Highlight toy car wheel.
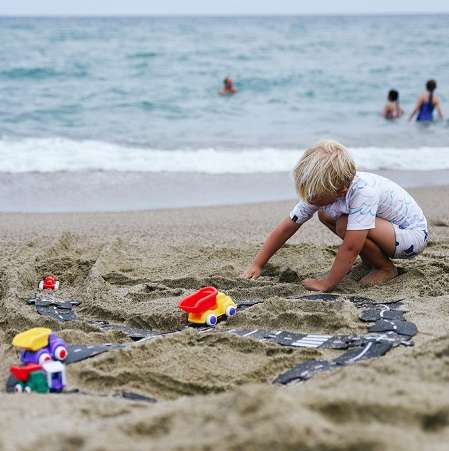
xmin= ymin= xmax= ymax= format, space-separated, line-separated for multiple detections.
xmin=6 ymin=375 xmax=20 ymax=393
xmin=24 ymin=386 xmax=32 ymax=393
xmin=38 ymin=281 xmax=44 ymax=290
xmin=206 ymin=313 xmax=217 ymax=327
xmin=54 ymin=345 xmax=68 ymax=361
xmin=38 ymin=352 xmax=51 ymax=365
xmin=226 ymin=305 xmax=236 ymax=317
xmin=54 ymin=281 xmax=60 ymax=290
xmin=14 ymin=384 xmax=23 ymax=393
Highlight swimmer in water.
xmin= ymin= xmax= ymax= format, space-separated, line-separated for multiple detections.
xmin=219 ymin=77 xmax=237 ymax=95
xmin=409 ymin=79 xmax=444 ymax=122
xmin=383 ymin=89 xmax=404 ymax=119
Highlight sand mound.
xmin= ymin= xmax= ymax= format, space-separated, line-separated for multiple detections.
xmin=69 ymin=329 xmax=319 ymax=399
xmin=227 ymin=297 xmax=365 ymax=335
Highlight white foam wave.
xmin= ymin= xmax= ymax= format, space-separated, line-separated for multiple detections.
xmin=0 ymin=137 xmax=448 ymax=173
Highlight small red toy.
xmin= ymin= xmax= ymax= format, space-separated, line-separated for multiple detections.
xmin=10 ymin=363 xmax=42 ymax=382
xmin=179 ymin=287 xmax=218 ymax=314
xmin=38 ymin=276 xmax=59 ymax=291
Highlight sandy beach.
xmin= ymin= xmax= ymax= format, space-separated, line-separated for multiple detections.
xmin=1 ymin=184 xmax=449 ymax=451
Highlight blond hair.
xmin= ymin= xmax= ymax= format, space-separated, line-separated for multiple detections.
xmin=293 ymin=140 xmax=356 ymax=202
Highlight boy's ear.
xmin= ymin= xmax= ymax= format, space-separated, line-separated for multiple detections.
xmin=337 ymin=186 xmax=349 ymax=196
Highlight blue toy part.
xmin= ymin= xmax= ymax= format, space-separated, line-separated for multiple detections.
xmin=205 ymin=313 xmax=218 ymax=327
xmin=226 ymin=305 xmax=236 ymax=318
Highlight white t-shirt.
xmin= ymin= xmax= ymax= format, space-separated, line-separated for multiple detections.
xmin=290 ymin=172 xmax=427 ymax=231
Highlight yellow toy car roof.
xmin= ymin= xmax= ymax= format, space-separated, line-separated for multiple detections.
xmin=12 ymin=327 xmax=52 ymax=351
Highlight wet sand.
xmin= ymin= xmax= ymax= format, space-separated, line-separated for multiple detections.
xmin=2 ymin=169 xmax=449 ymax=212
xmin=1 ymin=185 xmax=449 ymax=450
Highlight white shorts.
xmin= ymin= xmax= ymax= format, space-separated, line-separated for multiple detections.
xmin=393 ymin=225 xmax=428 ymax=259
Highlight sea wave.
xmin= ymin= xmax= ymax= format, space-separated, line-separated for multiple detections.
xmin=0 ymin=67 xmax=61 ymax=80
xmin=0 ymin=137 xmax=448 ymax=173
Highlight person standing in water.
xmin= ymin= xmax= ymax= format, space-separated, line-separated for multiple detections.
xmin=383 ymin=89 xmax=404 ymax=119
xmin=219 ymin=77 xmax=237 ymax=95
xmin=409 ymin=79 xmax=444 ymax=121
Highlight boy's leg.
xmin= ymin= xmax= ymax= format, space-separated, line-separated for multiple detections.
xmin=319 ymin=211 xmax=398 ymax=286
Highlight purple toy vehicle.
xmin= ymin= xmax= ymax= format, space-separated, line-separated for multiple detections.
xmin=20 ymin=332 xmax=68 ymax=365
xmin=10 ymin=328 xmax=68 ymax=394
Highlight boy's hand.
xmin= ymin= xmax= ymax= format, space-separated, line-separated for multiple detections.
xmin=303 ymin=278 xmax=332 ymax=292
xmin=241 ymin=264 xmax=262 ymax=280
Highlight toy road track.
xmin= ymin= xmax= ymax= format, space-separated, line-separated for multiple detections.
xmin=20 ymin=292 xmax=417 ymax=389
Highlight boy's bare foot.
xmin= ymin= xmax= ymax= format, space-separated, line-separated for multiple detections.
xmin=350 ymin=261 xmax=372 ymax=281
xmin=359 ymin=265 xmax=398 ymax=287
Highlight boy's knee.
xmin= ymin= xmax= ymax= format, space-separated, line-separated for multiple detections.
xmin=335 ymin=215 xmax=348 ymax=238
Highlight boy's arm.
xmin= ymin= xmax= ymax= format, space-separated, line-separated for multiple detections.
xmin=242 ymin=217 xmax=301 ymax=279
xmin=303 ymin=229 xmax=368 ymax=292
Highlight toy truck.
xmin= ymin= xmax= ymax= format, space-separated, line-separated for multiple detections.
xmin=38 ymin=275 xmax=59 ymax=290
xmin=179 ymin=286 xmax=237 ymax=326
xmin=8 ymin=328 xmax=67 ymax=393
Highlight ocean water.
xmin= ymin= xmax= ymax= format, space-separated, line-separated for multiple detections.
xmin=0 ymin=15 xmax=449 ymax=212
xmin=0 ymin=15 xmax=448 ymax=177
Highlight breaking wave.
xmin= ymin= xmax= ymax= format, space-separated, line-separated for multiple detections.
xmin=0 ymin=137 xmax=448 ymax=173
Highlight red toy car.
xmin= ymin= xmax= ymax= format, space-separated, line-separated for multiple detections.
xmin=38 ymin=276 xmax=59 ymax=291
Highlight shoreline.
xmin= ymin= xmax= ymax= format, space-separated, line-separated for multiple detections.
xmin=1 ymin=169 xmax=449 ymax=213
xmin=0 ymin=184 xmax=447 ymax=248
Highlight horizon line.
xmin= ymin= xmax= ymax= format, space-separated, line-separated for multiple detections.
xmin=1 ymin=12 xmax=449 ymax=18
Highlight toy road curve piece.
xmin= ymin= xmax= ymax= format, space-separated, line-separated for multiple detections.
xmin=274 ymin=360 xmax=336 ymax=384
xmin=225 ymin=329 xmax=352 ymax=350
xmin=264 ymin=330 xmax=306 ymax=346
xmin=27 ymin=295 xmax=81 ymax=322
xmin=288 ymin=294 xmax=404 ymax=307
xmin=65 ymin=343 xmax=126 ymax=364
xmin=88 ymin=320 xmax=159 ymax=341
xmin=298 ymin=294 xmax=341 ymax=302
xmin=265 ymin=330 xmax=333 ymax=348
xmin=359 ymin=308 xmax=405 ymax=322
xmin=116 ymin=391 xmax=157 ymax=403
xmin=350 ymin=296 xmax=404 ymax=309
xmin=36 ymin=305 xmax=77 ymax=322
xmin=359 ymin=331 xmax=413 ymax=347
xmin=225 ymin=328 xmax=272 ymax=341
xmin=236 ymin=300 xmax=264 ymax=311
xmin=27 ymin=295 xmax=81 ymax=307
xmin=368 ymin=319 xmax=417 ymax=337
xmin=333 ymin=341 xmax=393 ymax=365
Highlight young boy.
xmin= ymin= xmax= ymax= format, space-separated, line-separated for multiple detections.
xmin=383 ymin=89 xmax=404 ymax=119
xmin=242 ymin=140 xmax=428 ymax=292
